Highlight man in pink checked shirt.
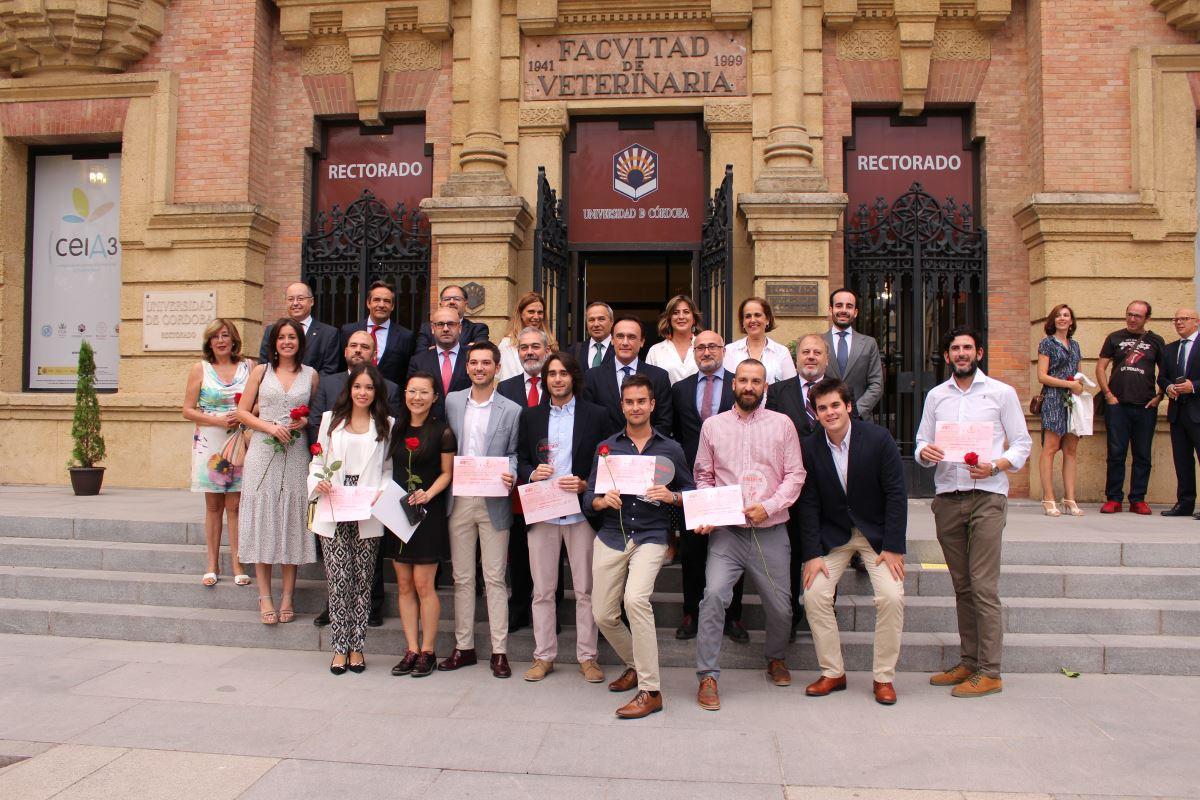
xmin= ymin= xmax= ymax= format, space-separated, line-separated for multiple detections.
xmin=692 ymin=359 xmax=806 ymax=712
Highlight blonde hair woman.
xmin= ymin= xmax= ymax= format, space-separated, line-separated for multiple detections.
xmin=498 ymin=291 xmax=559 ymax=380
xmin=645 ymin=294 xmax=701 ymax=384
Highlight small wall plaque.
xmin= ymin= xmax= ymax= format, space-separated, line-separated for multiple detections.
xmin=463 ymin=281 xmax=485 ymax=314
xmin=143 ymin=290 xmax=217 ymax=351
xmin=765 ymin=281 xmax=819 ymax=316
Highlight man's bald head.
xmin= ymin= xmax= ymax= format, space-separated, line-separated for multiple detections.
xmin=1174 ymin=307 xmax=1199 ymax=339
xmin=284 ymin=282 xmax=314 ymax=322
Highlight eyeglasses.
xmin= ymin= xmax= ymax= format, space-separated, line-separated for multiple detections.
xmin=1174 ymin=317 xmax=1197 ymax=323
xmin=405 ymin=389 xmax=433 ymax=397
xmin=431 ymin=321 xmax=458 ymax=329
xmin=285 ymin=295 xmax=312 ymax=303
xmin=694 ymin=344 xmax=724 ymax=352
xmin=1126 ymin=312 xmax=1146 ymax=319
xmin=441 ymin=295 xmax=466 ymax=303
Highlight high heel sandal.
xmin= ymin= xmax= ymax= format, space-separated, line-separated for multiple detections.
xmin=1062 ymin=499 xmax=1084 ymax=517
xmin=1042 ymin=500 xmax=1062 ymax=517
xmin=330 ymin=654 xmax=348 ymax=676
xmin=259 ymin=595 xmax=278 ymax=625
xmin=278 ymin=593 xmax=295 ymax=624
xmin=348 ymin=651 xmax=366 ymax=673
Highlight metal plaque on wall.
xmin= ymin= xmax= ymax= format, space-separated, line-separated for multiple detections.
xmin=143 ymin=291 xmax=217 ymax=351
xmin=765 ymin=281 xmax=819 ymax=316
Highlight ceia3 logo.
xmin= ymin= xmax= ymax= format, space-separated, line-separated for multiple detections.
xmin=613 ymin=144 xmax=658 ymax=201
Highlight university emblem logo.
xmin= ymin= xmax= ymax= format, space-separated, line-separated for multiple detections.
xmin=613 ymin=144 xmax=659 ymax=202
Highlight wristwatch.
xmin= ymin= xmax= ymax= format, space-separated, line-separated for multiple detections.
xmin=989 ymin=464 xmax=1001 ymax=477
xmin=671 ymin=491 xmax=681 ymax=506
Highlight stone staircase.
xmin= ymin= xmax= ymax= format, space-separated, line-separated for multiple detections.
xmin=1 ymin=499 xmax=1199 ymax=674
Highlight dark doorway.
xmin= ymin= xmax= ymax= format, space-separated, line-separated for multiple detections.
xmin=580 ymin=251 xmax=694 ymax=350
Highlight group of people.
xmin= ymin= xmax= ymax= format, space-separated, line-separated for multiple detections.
xmin=181 ymin=278 xmax=1047 ymax=717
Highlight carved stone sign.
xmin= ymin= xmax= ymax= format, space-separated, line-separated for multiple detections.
xmin=764 ymin=281 xmax=819 ymax=316
xmin=143 ymin=291 xmax=217 ymax=351
xmin=522 ymin=31 xmax=748 ymax=101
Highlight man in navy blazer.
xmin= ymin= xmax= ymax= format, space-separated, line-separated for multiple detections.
xmin=567 ymin=301 xmax=616 ymax=369
xmin=1158 ymin=308 xmax=1200 ymax=517
xmin=259 ymin=281 xmax=340 ymax=375
xmin=670 ymin=330 xmax=746 ymax=642
xmin=338 ymin=280 xmax=414 ymax=386
xmin=414 ymin=284 xmax=490 ymax=350
xmin=408 ymin=307 xmax=470 ymax=419
xmin=794 ymin=378 xmax=907 ymax=705
xmin=583 ymin=316 xmax=672 ymax=436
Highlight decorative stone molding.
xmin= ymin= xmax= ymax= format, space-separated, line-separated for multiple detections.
xmin=1153 ymin=0 xmax=1200 ymax=41
xmin=517 ymin=0 xmax=749 ymax=32
xmin=0 ymin=0 xmax=168 ymax=76
xmin=517 ymin=102 xmax=568 ymax=134
xmin=703 ymin=99 xmax=752 ymax=132
xmin=301 ymin=43 xmax=352 ymax=75
xmin=384 ymin=37 xmax=440 ymax=71
xmin=824 ymin=1 xmax=1010 ymax=114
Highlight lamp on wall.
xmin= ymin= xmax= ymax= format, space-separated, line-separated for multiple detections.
xmin=88 ymin=168 xmax=107 ymax=185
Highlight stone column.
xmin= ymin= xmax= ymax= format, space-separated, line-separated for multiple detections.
xmin=757 ymin=0 xmax=824 ymax=192
xmin=704 ymin=100 xmax=755 ymax=304
xmin=515 ymin=102 xmax=569 ymax=292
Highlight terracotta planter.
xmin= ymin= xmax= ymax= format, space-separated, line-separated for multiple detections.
xmin=68 ymin=467 xmax=105 ymax=496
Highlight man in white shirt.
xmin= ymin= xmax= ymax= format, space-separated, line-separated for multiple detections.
xmin=915 ymin=327 xmax=1031 ymax=698
xmin=442 ymin=341 xmax=521 ymax=678
xmin=570 ymin=301 xmax=615 ymax=368
xmin=1159 ymin=308 xmax=1200 ymax=517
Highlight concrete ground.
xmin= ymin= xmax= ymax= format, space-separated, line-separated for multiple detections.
xmin=0 ymin=632 xmax=1197 ymax=799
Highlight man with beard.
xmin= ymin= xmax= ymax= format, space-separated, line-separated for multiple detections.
xmin=823 ymin=288 xmax=883 ymax=423
xmin=692 ymin=360 xmax=805 ymax=711
xmin=916 ymin=327 xmax=1030 ymax=698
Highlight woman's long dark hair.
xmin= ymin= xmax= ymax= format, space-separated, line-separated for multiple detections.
xmin=387 ymin=372 xmax=442 ymax=462
xmin=327 ymin=362 xmax=390 ymax=442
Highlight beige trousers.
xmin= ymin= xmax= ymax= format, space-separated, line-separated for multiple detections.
xmin=591 ymin=537 xmax=666 ymax=691
xmin=448 ymin=496 xmax=509 ymax=654
xmin=804 ymin=529 xmax=905 ymax=682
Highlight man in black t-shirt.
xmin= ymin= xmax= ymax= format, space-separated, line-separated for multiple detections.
xmin=1096 ymin=300 xmax=1166 ymax=514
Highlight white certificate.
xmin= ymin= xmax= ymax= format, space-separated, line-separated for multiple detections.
xmin=315 ymin=485 xmax=377 ymax=522
xmin=934 ymin=421 xmax=995 ymax=463
xmin=593 ymin=454 xmax=657 ymax=495
xmin=452 ymin=456 xmax=511 ymax=497
xmin=371 ymin=480 xmax=420 ymax=543
xmin=518 ymin=479 xmax=582 ymax=525
xmin=683 ymin=485 xmax=747 ymax=529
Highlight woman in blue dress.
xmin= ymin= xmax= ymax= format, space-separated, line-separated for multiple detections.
xmin=1037 ymin=304 xmax=1085 ymax=516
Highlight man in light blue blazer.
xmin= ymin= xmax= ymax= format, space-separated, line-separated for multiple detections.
xmin=441 ymin=341 xmax=521 ymax=679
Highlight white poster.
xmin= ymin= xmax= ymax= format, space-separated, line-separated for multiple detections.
xmin=28 ymin=154 xmax=121 ymax=390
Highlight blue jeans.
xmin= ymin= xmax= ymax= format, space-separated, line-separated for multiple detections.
xmin=1105 ymin=403 xmax=1157 ymax=503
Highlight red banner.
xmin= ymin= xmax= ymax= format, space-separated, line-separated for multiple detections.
xmin=567 ymin=118 xmax=704 ymax=245
xmin=313 ymin=123 xmax=433 ymax=217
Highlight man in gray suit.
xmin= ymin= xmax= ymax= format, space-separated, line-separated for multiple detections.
xmin=440 ymin=340 xmax=521 ymax=679
xmin=823 ymin=288 xmax=883 ymax=423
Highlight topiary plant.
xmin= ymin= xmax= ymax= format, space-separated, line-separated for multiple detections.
xmin=69 ymin=340 xmax=106 ymax=468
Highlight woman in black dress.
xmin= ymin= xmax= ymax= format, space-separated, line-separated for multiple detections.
xmin=385 ymin=372 xmax=456 ymax=677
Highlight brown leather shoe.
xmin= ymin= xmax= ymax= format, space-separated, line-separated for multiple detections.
xmin=697 ymin=676 xmax=720 ymax=710
xmin=524 ymin=659 xmax=554 ymax=682
xmin=873 ymin=681 xmax=897 ymax=705
xmin=805 ymin=674 xmax=847 ymax=697
xmin=608 ymin=667 xmax=638 ymax=692
xmin=930 ymin=663 xmax=974 ymax=686
xmin=490 ymin=653 xmax=512 ymax=678
xmin=615 ymin=690 xmax=662 ymax=719
xmin=766 ymin=659 xmax=791 ymax=687
xmin=951 ymin=672 xmax=1003 ymax=698
xmin=579 ymin=660 xmax=604 ymax=683
xmin=437 ymin=648 xmax=477 ymax=671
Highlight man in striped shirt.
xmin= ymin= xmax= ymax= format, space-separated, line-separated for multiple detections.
xmin=692 ymin=359 xmax=806 ymax=711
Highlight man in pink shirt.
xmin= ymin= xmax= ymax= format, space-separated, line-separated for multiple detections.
xmin=692 ymin=359 xmax=806 ymax=711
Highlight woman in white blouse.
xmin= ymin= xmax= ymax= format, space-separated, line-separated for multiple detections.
xmin=309 ymin=362 xmax=393 ymax=675
xmin=645 ymin=294 xmax=701 ymax=384
xmin=498 ymin=291 xmax=560 ymax=380
xmin=723 ymin=296 xmax=797 ymax=384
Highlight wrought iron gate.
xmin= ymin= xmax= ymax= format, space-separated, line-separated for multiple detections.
xmin=698 ymin=165 xmax=735 ymax=343
xmin=301 ymin=189 xmax=431 ymax=332
xmin=533 ymin=167 xmax=571 ymax=347
xmin=844 ymin=182 xmax=987 ymax=496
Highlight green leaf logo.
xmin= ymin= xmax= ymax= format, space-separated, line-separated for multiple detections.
xmin=73 ymin=188 xmax=89 ymax=218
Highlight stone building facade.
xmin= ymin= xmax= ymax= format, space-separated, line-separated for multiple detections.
xmin=0 ymin=0 xmax=1196 ymax=500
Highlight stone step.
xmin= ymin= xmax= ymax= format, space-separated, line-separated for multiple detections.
xmin=3 ymin=596 xmax=1198 ymax=674
xmin=5 ymin=536 xmax=1199 ymax=600
xmin=3 ymin=565 xmax=1199 ymax=637
xmin=5 ymin=514 xmax=1200 ymax=568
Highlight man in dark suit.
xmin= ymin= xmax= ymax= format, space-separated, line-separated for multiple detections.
xmin=309 ymin=329 xmax=400 ymax=629
xmin=515 ymin=351 xmax=609 ymax=682
xmin=583 ymin=316 xmax=672 ymax=436
xmin=497 ymin=327 xmax=552 ymax=631
xmin=568 ymin=301 xmax=616 ymax=369
xmin=795 ymin=378 xmax=907 ymax=705
xmin=338 ymin=280 xmax=414 ymax=386
xmin=670 ymin=330 xmax=747 ymax=643
xmin=767 ymin=334 xmax=830 ymax=442
xmin=408 ymin=307 xmax=470 ymax=418
xmin=259 ymin=281 xmax=340 ymax=375
xmin=1159 ymin=307 xmax=1200 ymax=517
xmin=414 ymin=284 xmax=490 ymax=350
xmin=823 ymin=288 xmax=884 ymax=423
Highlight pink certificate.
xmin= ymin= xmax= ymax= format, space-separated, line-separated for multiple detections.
xmin=594 ymin=454 xmax=657 ymax=495
xmin=517 ymin=479 xmax=582 ymax=525
xmin=682 ymin=485 xmax=747 ymax=529
xmin=934 ymin=421 xmax=995 ymax=463
xmin=452 ymin=456 xmax=511 ymax=497
xmin=314 ymin=485 xmax=377 ymax=522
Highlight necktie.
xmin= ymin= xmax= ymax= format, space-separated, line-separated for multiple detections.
xmin=620 ymin=366 xmax=632 ymax=387
xmin=803 ymin=381 xmax=816 ymax=424
xmin=836 ymin=331 xmax=849 ymax=375
xmin=700 ymin=375 xmax=716 ymax=421
xmin=369 ymin=324 xmax=381 ymax=365
xmin=592 ymin=342 xmax=604 ymax=368
xmin=441 ymin=350 xmax=453 ymax=394
xmin=527 ymin=376 xmax=540 ymax=407
xmin=1180 ymin=338 xmax=1189 ymax=376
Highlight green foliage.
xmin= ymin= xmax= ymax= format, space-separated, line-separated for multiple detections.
xmin=69 ymin=341 xmax=106 ymax=468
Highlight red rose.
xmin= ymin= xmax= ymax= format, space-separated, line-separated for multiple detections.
xmin=598 ymin=444 xmax=611 ymax=457
xmin=289 ymin=404 xmax=309 ymax=420
xmin=234 ymin=392 xmax=243 ymax=405
xmin=964 ymin=452 xmax=980 ymax=467
xmin=405 ymin=437 xmax=420 ymax=451
xmin=310 ymin=443 xmax=322 ymax=457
